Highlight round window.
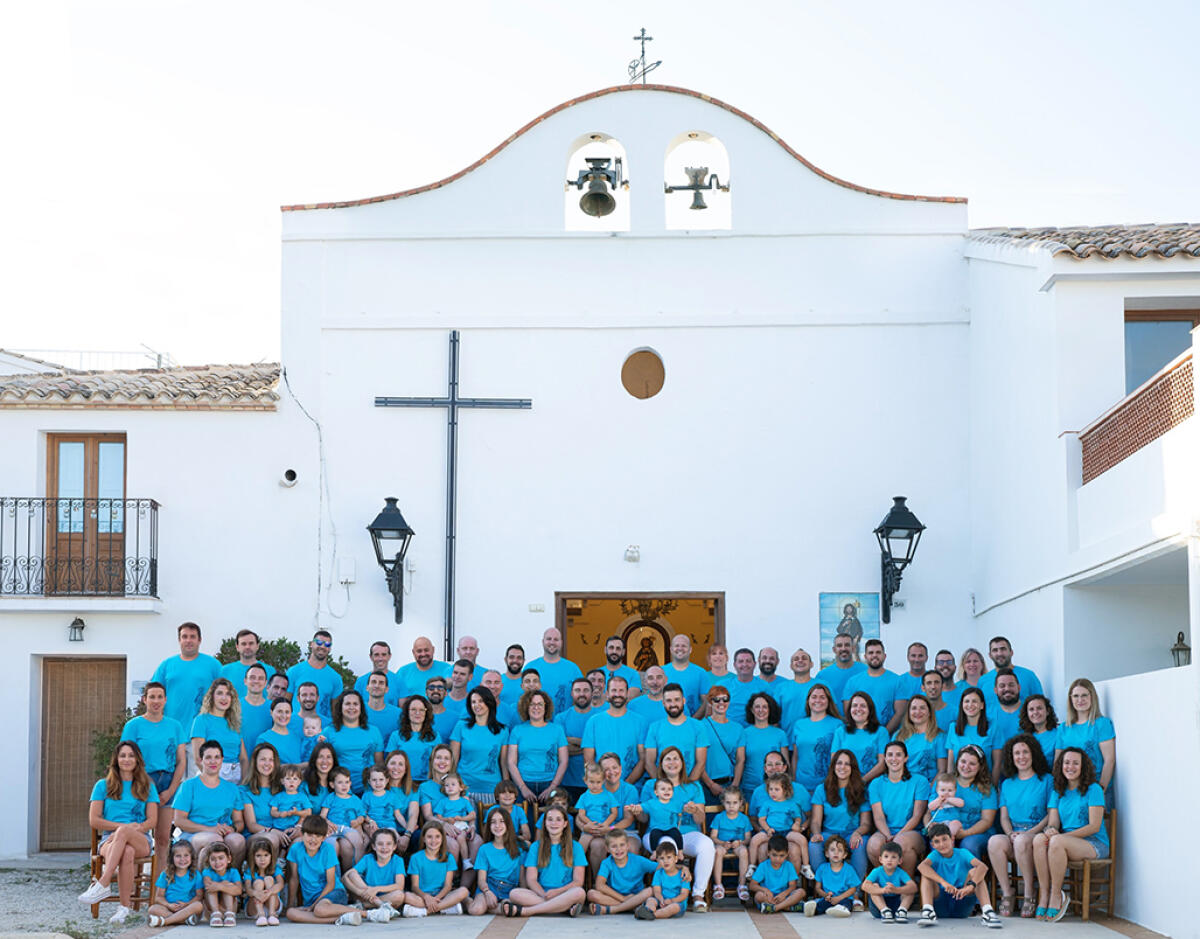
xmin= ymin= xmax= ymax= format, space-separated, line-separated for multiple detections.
xmin=621 ymin=349 xmax=665 ymax=399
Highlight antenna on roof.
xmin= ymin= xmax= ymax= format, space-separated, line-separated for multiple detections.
xmin=628 ymin=28 xmax=661 ymax=84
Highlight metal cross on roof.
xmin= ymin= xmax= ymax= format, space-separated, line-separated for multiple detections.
xmin=628 ymin=27 xmax=661 ymax=84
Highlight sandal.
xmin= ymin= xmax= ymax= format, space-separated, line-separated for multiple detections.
xmin=998 ymin=896 xmax=1014 ymax=917
xmin=737 ymin=884 xmax=750 ymax=902
xmin=589 ymin=903 xmax=609 ymax=915
xmin=500 ymin=899 xmax=523 ymax=918
xmin=1020 ymin=898 xmax=1037 ymax=918
xmin=568 ymin=902 xmax=583 ymax=918
xmin=712 ymin=884 xmax=725 ymax=900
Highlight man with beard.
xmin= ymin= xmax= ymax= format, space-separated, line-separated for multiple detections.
xmin=500 ymin=643 xmax=525 ymax=708
xmin=922 ymin=669 xmax=956 ymax=731
xmin=664 ymin=634 xmax=710 ymax=714
xmin=987 ymin=668 xmax=1023 ymax=770
xmin=396 ymin=635 xmax=453 ymax=698
xmin=586 ymin=668 xmax=607 ymax=708
xmin=555 ymin=677 xmax=596 ymax=798
xmin=438 ymin=659 xmax=474 ymax=737
xmin=294 ymin=682 xmax=323 ymax=727
xmin=643 ymin=684 xmax=708 ymax=781
xmin=978 ymin=636 xmax=1044 ymax=705
xmin=599 ymin=635 xmax=642 ymax=697
xmin=581 ymin=676 xmax=646 ymax=784
xmin=841 ymin=639 xmax=905 ymax=731
xmin=527 ymin=627 xmax=583 ymax=714
xmin=726 ymin=648 xmax=764 ymax=728
xmin=897 ymin=641 xmax=929 ymax=700
xmin=755 ymin=646 xmax=798 ymax=730
xmin=425 ymin=674 xmax=457 ymax=741
xmin=353 ymin=641 xmax=402 ymax=705
xmin=285 ymin=630 xmax=344 ymax=719
xmin=812 ymin=634 xmax=866 ymax=705
xmin=627 ymin=665 xmax=668 ymax=723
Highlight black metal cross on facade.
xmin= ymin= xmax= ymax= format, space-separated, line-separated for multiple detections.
xmin=375 ymin=330 xmax=532 ymax=659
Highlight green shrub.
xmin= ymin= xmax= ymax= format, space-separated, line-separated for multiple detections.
xmin=92 ymin=705 xmax=138 ymax=777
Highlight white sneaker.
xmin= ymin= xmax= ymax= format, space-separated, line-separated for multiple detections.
xmin=853 ymin=898 xmax=865 ymax=912
xmin=378 ymin=903 xmax=398 ymax=920
xmin=109 ymin=905 xmax=132 ymax=924
xmin=401 ymin=904 xmax=427 ymax=918
xmin=335 ymin=911 xmax=362 ymax=926
xmin=441 ymin=903 xmax=462 ymax=915
xmin=149 ymin=914 xmax=165 ymax=927
xmin=78 ymin=880 xmax=112 ymax=904
xmin=918 ymin=907 xmax=938 ymax=927
xmin=803 ymin=900 xmax=818 ymax=917
xmin=828 ymin=904 xmax=851 ymax=918
xmin=365 ymin=908 xmax=390 ymax=923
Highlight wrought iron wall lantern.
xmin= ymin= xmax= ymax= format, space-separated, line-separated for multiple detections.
xmin=68 ymin=616 xmax=86 ymax=642
xmin=566 ymin=157 xmax=626 ymax=217
xmin=1171 ymin=630 xmax=1191 ymax=667
xmin=367 ymin=497 xmax=415 ymax=624
xmin=874 ymin=496 xmax=926 ymax=624
xmin=664 ymin=166 xmax=729 ymax=210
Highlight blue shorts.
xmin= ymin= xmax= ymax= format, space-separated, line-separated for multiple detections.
xmin=1085 ymin=836 xmax=1109 ymax=860
xmin=304 ymin=887 xmax=349 ymax=907
xmin=479 ymin=876 xmax=517 ymax=902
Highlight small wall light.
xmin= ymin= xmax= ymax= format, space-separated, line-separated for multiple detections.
xmin=1171 ymin=631 xmax=1191 ymax=667
xmin=366 ymin=497 xmax=415 ymax=624
xmin=624 ymin=545 xmax=641 ymax=563
xmin=68 ymin=617 xmax=86 ymax=642
xmin=874 ymin=496 xmax=926 ymax=624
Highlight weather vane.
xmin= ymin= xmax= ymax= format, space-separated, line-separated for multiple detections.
xmin=628 ymin=28 xmax=661 ymax=84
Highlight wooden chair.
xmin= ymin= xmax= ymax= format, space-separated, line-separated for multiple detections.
xmin=88 ymin=828 xmax=155 ymax=919
xmin=1065 ymin=808 xmax=1116 ymax=920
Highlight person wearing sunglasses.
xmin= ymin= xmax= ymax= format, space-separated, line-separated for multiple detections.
xmin=286 ymin=630 xmax=344 ymax=719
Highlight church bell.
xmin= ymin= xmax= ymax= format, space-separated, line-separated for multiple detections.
xmin=567 ymin=156 xmax=624 ymax=218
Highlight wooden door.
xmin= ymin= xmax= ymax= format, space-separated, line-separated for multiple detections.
xmin=46 ymin=435 xmax=126 ymax=594
xmin=40 ymin=657 xmax=127 ymax=850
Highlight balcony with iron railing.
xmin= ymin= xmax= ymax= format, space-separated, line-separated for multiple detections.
xmin=0 ymin=498 xmax=159 ymax=598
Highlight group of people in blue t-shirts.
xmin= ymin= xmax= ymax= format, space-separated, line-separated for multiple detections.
xmin=80 ymin=624 xmax=1116 ymax=927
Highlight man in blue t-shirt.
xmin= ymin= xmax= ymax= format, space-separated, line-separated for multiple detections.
xmin=352 ymin=641 xmax=402 ymax=705
xmin=726 ymin=649 xmax=764 ymax=727
xmin=582 ymin=676 xmax=647 ymax=784
xmin=896 ymin=642 xmax=929 ymax=701
xmin=600 ymin=636 xmax=643 ymax=698
xmin=627 ymin=667 xmax=668 ymax=724
xmin=286 ymin=630 xmax=345 ymax=718
xmin=527 ymin=627 xmax=584 ymax=714
xmin=395 ymin=636 xmax=453 ymax=698
xmin=151 ymin=621 xmax=221 ymax=730
xmin=916 ymin=824 xmax=1002 ymax=927
xmin=219 ymin=629 xmax=276 ymax=695
xmin=978 ymin=637 xmax=1044 ymax=705
xmin=500 ymin=644 xmax=525 ymax=708
xmin=841 ymin=639 xmax=906 ymax=731
xmin=756 ymin=647 xmax=799 ymax=727
xmin=556 ymin=678 xmax=596 ymax=796
xmin=643 ymin=684 xmax=708 ymax=779
xmin=812 ymin=635 xmax=865 ymax=707
xmin=663 ymin=634 xmax=710 ymax=714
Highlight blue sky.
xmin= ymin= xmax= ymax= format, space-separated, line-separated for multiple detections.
xmin=6 ymin=0 xmax=1198 ymax=364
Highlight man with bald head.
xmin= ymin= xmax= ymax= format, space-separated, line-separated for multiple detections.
xmin=664 ymin=634 xmax=711 ymax=715
xmin=627 ymin=665 xmax=668 ymax=724
xmin=455 ymin=634 xmax=493 ymax=677
xmin=479 ymin=669 xmax=519 ymax=726
xmin=781 ymin=647 xmax=817 ymax=727
xmin=527 ymin=627 xmax=583 ymax=714
xmin=396 ymin=636 xmax=453 ymax=698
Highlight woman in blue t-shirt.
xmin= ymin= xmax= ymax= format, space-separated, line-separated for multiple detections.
xmin=951 ymin=744 xmax=998 ymax=860
xmin=790 ymin=683 xmax=842 ymax=792
xmin=1055 ymin=679 xmax=1116 ymax=794
xmin=830 ymin=693 xmax=888 ymax=784
xmin=384 ymin=695 xmax=438 ymax=782
xmin=892 ymin=694 xmax=945 ymax=784
xmin=241 ymin=743 xmax=287 ymax=855
xmin=1031 ymin=747 xmax=1108 ymax=921
xmin=449 ymin=688 xmax=509 ymax=804
xmin=506 ymin=690 xmax=567 ymax=802
xmin=302 ymin=741 xmax=339 ymax=804
xmin=809 ymin=748 xmax=871 ymax=878
xmin=944 ymin=688 xmax=999 ymax=775
xmin=189 ymin=679 xmax=248 ymax=783
xmin=501 ymin=806 xmax=586 ymax=916
xmin=78 ymin=741 xmax=159 ymax=921
xmin=867 ymin=741 xmax=930 ymax=878
xmin=323 ymin=691 xmax=383 ymax=794
xmin=986 ymin=734 xmax=1052 ymax=918
xmin=256 ymin=697 xmax=304 ymax=764
xmin=738 ymin=693 xmax=790 ymax=797
xmin=467 ymin=806 xmax=524 ymax=914
xmin=1018 ymin=694 xmax=1059 ymax=769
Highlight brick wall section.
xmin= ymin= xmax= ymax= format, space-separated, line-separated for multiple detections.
xmin=1081 ymin=355 xmax=1194 ymax=483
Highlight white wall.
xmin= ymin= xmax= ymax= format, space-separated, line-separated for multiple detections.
xmin=1099 ymin=664 xmax=1200 ymax=939
xmin=0 ymin=399 xmax=317 ymax=857
xmin=1064 ymin=582 xmax=1189 ymax=682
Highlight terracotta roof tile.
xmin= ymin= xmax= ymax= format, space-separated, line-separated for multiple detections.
xmin=0 ymin=363 xmax=280 ymax=410
xmin=968 ymin=223 xmax=1200 ymax=260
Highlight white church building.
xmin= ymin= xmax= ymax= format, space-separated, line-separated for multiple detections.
xmin=2 ymin=85 xmax=1198 ymax=938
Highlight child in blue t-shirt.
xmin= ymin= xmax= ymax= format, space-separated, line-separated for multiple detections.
xmin=148 ymin=840 xmax=204 ymax=927
xmin=634 ymin=840 xmax=690 ymax=920
xmin=924 ymin=773 xmax=965 ymax=838
xmin=468 ymin=805 xmax=524 ymax=914
xmin=860 ymin=840 xmax=917 ymax=922
xmin=916 ymin=823 xmax=1002 ymax=927
xmin=361 ymin=767 xmax=403 ymax=838
xmin=803 ymin=834 xmax=857 ymax=917
xmin=401 ymin=823 xmax=470 ymax=917
xmin=750 ymin=774 xmax=815 ymax=879
xmin=488 ymin=780 xmax=532 ymax=845
xmin=588 ymin=828 xmax=658 ymax=915
xmin=244 ymin=837 xmax=285 ymax=926
xmin=709 ymin=787 xmax=752 ymax=902
xmin=748 ymin=834 xmax=805 ymax=914
xmin=199 ymin=842 xmax=243 ymax=927
xmin=344 ymin=828 xmax=406 ymax=921
xmin=633 ymin=779 xmax=683 ymax=851
xmin=284 ymin=815 xmax=363 ymax=925
xmin=270 ymin=765 xmax=312 ymax=837
xmin=432 ymin=773 xmax=482 ymax=866
xmin=575 ymin=764 xmax=619 ymax=855
xmin=320 ymin=767 xmax=367 ymax=871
